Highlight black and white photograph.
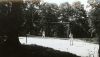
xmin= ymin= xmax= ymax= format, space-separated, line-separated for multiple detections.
xmin=0 ymin=0 xmax=99 ymax=57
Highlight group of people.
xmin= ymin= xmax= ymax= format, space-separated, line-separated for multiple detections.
xmin=42 ymin=31 xmax=73 ymax=45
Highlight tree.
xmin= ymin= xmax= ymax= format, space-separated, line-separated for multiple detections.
xmin=59 ymin=2 xmax=72 ymax=22
xmin=88 ymin=0 xmax=100 ymax=38
xmin=21 ymin=1 xmax=40 ymax=35
xmin=0 ymin=2 xmax=8 ymax=44
xmin=56 ymin=2 xmax=72 ymax=38
xmin=4 ymin=1 xmax=23 ymax=47
xmin=39 ymin=2 xmax=58 ymax=37
xmin=71 ymin=1 xmax=91 ymax=38
xmin=0 ymin=0 xmax=41 ymax=48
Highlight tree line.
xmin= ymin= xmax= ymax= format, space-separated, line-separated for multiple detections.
xmin=0 ymin=0 xmax=100 ymax=46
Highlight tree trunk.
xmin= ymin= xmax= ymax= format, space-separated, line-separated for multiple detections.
xmin=2 ymin=31 xmax=21 ymax=57
xmin=3 ymin=31 xmax=21 ymax=48
xmin=3 ymin=1 xmax=22 ymax=47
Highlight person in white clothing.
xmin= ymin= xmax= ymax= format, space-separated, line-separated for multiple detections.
xmin=69 ymin=32 xmax=73 ymax=45
xmin=42 ymin=31 xmax=45 ymax=38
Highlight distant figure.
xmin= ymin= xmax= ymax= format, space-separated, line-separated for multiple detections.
xmin=42 ymin=31 xmax=45 ymax=38
xmin=69 ymin=32 xmax=73 ymax=45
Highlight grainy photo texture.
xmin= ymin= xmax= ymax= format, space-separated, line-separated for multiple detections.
xmin=0 ymin=0 xmax=99 ymax=57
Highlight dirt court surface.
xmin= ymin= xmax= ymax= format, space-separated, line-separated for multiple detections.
xmin=19 ymin=37 xmax=99 ymax=57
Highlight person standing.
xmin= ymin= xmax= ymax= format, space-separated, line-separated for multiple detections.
xmin=69 ymin=32 xmax=73 ymax=45
xmin=42 ymin=31 xmax=45 ymax=38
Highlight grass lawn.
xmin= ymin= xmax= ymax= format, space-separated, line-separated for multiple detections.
xmin=19 ymin=36 xmax=99 ymax=44
xmin=0 ymin=44 xmax=80 ymax=57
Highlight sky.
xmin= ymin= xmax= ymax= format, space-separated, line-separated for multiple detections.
xmin=43 ymin=0 xmax=88 ymax=5
xmin=43 ymin=0 xmax=90 ymax=11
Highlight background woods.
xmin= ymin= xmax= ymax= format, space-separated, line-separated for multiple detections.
xmin=0 ymin=0 xmax=99 ymax=45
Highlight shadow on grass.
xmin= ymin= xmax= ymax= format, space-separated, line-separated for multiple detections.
xmin=0 ymin=44 xmax=80 ymax=57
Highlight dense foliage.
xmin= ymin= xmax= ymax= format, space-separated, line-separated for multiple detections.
xmin=1 ymin=0 xmax=99 ymax=46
